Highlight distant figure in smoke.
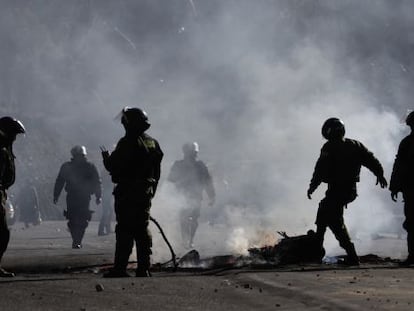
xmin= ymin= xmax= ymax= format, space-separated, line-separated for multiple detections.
xmin=0 ymin=116 xmax=25 ymax=277
xmin=307 ymin=118 xmax=387 ymax=265
xmin=102 ymin=107 xmax=163 ymax=278
xmin=53 ymin=145 xmax=102 ymax=249
xmin=98 ymin=170 xmax=114 ymax=236
xmin=390 ymin=111 xmax=414 ymax=266
xmin=168 ymin=142 xmax=215 ymax=249
xmin=16 ymin=179 xmax=41 ymax=228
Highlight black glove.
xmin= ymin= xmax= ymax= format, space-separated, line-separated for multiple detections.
xmin=376 ymin=176 xmax=388 ymax=189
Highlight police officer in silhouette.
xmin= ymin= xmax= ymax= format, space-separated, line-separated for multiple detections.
xmin=168 ymin=142 xmax=215 ymax=248
xmin=390 ymin=111 xmax=414 ymax=265
xmin=53 ymin=145 xmax=102 ymax=248
xmin=0 ymin=116 xmax=25 ymax=277
xmin=98 ymin=169 xmax=114 ymax=236
xmin=17 ymin=178 xmax=42 ymax=228
xmin=102 ymin=107 xmax=163 ymax=277
xmin=307 ymin=117 xmax=388 ymax=265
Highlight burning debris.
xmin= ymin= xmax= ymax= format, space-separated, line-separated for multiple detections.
xmin=248 ymin=230 xmax=325 ymax=266
xmin=172 ymin=235 xmax=397 ymax=272
xmin=171 ymin=230 xmax=325 ymax=270
xmin=174 ymin=250 xmax=243 ymax=270
xmin=178 ymin=250 xmax=200 ymax=268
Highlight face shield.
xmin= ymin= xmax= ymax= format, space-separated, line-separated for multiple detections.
xmin=117 ymin=107 xmax=150 ymax=133
xmin=0 ymin=117 xmax=26 ymax=143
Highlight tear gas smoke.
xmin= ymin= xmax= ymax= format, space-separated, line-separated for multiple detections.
xmin=1 ymin=1 xmax=413 ymax=262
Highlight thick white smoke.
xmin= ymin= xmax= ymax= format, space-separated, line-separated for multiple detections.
xmin=2 ymin=1 xmax=413 ymax=261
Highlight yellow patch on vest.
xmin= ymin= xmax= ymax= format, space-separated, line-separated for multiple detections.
xmin=144 ymin=139 xmax=156 ymax=149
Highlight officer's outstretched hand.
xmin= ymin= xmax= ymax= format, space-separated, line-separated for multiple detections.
xmin=307 ymin=188 xmax=313 ymax=200
xmin=391 ymin=191 xmax=399 ymax=202
xmin=96 ymin=197 xmax=102 ymax=205
xmin=100 ymin=146 xmax=109 ymax=160
xmin=53 ymin=197 xmax=58 ymax=204
xmin=376 ymin=176 xmax=388 ymax=188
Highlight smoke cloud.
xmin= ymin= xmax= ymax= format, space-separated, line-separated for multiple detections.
xmin=2 ymin=0 xmax=414 ymax=261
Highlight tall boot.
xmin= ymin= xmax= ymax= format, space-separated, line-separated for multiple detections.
xmin=104 ymin=245 xmax=132 ymax=277
xmin=400 ymin=231 xmax=414 ymax=266
xmin=136 ymin=231 xmax=152 ymax=278
xmin=67 ymin=221 xmax=78 ymax=248
xmin=136 ymin=249 xmax=151 ymax=277
xmin=0 ymin=267 xmax=14 ymax=277
xmin=343 ymin=243 xmax=359 ymax=266
xmin=0 ymin=227 xmax=10 ymax=262
xmin=104 ymin=228 xmax=133 ymax=278
xmin=0 ymin=227 xmax=14 ymax=277
xmin=71 ymin=226 xmax=84 ymax=249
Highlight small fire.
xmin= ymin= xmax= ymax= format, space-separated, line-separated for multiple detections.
xmin=226 ymin=227 xmax=249 ymax=255
xmin=251 ymin=230 xmax=278 ymax=248
xmin=227 ymin=228 xmax=279 ymax=255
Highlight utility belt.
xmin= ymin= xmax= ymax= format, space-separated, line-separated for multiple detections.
xmin=114 ymin=178 xmax=156 ymax=198
xmin=64 ymin=209 xmax=94 ymax=221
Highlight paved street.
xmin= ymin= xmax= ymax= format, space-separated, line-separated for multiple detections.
xmin=1 ymin=221 xmax=414 ymax=310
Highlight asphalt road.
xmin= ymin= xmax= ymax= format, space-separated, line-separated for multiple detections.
xmin=1 ymin=221 xmax=414 ymax=311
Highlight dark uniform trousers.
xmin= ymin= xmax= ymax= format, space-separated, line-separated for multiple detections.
xmin=403 ymin=191 xmax=414 ymax=256
xmin=113 ymin=190 xmax=152 ymax=273
xmin=66 ymin=193 xmax=91 ymax=246
xmin=0 ymin=190 xmax=10 ymax=262
xmin=180 ymin=197 xmax=201 ymax=245
xmin=315 ymin=183 xmax=357 ymax=254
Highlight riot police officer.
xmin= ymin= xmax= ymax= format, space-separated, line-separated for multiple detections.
xmin=102 ymin=107 xmax=163 ymax=277
xmin=53 ymin=145 xmax=102 ymax=248
xmin=17 ymin=178 xmax=42 ymax=228
xmin=390 ymin=111 xmax=414 ymax=265
xmin=168 ymin=142 xmax=215 ymax=248
xmin=307 ymin=118 xmax=388 ymax=265
xmin=0 ymin=116 xmax=25 ymax=277
xmin=98 ymin=169 xmax=114 ymax=236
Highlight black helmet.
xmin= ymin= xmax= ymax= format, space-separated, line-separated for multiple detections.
xmin=406 ymin=111 xmax=414 ymax=127
xmin=120 ymin=107 xmax=150 ymax=132
xmin=0 ymin=116 xmax=25 ymax=140
xmin=321 ymin=117 xmax=345 ymax=140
